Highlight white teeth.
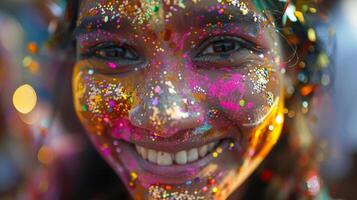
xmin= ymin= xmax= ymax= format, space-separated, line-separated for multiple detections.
xmin=135 ymin=141 xmax=219 ymax=166
xmin=187 ymin=148 xmax=199 ymax=162
xmin=135 ymin=145 xmax=140 ymax=153
xmin=175 ymin=150 xmax=187 ymax=165
xmin=157 ymin=152 xmax=173 ymax=166
xmin=199 ymin=145 xmax=208 ymax=157
xmin=207 ymin=142 xmax=216 ymax=151
xmin=148 ymin=149 xmax=157 ymax=163
xmin=139 ymin=146 xmax=147 ymax=160
xmin=136 ymin=146 xmax=147 ymax=159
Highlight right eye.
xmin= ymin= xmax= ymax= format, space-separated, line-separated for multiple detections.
xmin=92 ymin=43 xmax=139 ymax=61
xmin=79 ymin=43 xmax=144 ymax=75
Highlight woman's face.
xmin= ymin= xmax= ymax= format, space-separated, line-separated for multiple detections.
xmin=73 ymin=0 xmax=285 ymax=199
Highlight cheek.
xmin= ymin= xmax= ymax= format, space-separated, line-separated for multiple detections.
xmin=72 ymin=63 xmax=135 ymax=134
xmin=242 ymin=66 xmax=281 ymax=125
xmin=187 ymin=66 xmax=281 ymax=126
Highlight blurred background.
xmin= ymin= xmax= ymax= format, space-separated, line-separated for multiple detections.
xmin=0 ymin=0 xmax=356 ymax=199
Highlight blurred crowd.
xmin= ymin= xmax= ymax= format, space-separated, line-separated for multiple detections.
xmin=0 ymin=0 xmax=356 ymax=199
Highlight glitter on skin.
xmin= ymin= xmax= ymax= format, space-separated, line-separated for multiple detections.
xmin=77 ymin=0 xmax=268 ymax=27
xmin=149 ymin=185 xmax=205 ymax=200
xmin=192 ymin=121 xmax=213 ymax=135
xmin=251 ymin=67 xmax=271 ymax=94
xmin=72 ymin=0 xmax=286 ymax=199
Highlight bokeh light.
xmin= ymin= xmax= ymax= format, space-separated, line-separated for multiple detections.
xmin=37 ymin=145 xmax=54 ymax=165
xmin=12 ymin=84 xmax=37 ymax=114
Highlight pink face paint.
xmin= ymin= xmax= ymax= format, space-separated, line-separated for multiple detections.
xmin=108 ymin=62 xmax=117 ymax=69
xmin=73 ymin=1 xmax=283 ymax=199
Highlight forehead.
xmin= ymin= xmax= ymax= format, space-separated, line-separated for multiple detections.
xmin=77 ymin=0 xmax=267 ymax=27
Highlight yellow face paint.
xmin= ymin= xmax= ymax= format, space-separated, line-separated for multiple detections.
xmin=73 ymin=0 xmax=284 ymax=199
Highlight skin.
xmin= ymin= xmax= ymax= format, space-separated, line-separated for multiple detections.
xmin=72 ymin=0 xmax=285 ymax=199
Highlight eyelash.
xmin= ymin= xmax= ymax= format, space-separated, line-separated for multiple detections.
xmin=193 ymin=35 xmax=261 ymax=61
xmin=80 ymin=43 xmax=140 ymax=63
xmin=78 ymin=35 xmax=261 ymax=70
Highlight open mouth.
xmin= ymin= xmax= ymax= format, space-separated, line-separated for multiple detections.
xmin=111 ymin=138 xmax=234 ymax=183
xmin=134 ymin=140 xmax=223 ymax=166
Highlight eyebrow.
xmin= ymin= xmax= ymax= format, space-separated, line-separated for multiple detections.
xmin=185 ymin=8 xmax=261 ymax=25
xmin=174 ymin=9 xmax=262 ymax=32
xmin=73 ymin=15 xmax=134 ymax=38
xmin=73 ymin=8 xmax=263 ymax=38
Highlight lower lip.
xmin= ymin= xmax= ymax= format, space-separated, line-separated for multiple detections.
xmin=115 ymin=139 xmax=231 ymax=184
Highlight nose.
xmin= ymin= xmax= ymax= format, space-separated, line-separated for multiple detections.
xmin=129 ymin=64 xmax=204 ymax=138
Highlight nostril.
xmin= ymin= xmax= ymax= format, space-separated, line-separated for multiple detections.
xmin=129 ymin=103 xmax=206 ymax=138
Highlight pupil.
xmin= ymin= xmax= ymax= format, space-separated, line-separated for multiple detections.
xmin=213 ymin=41 xmax=235 ymax=53
xmin=100 ymin=47 xmax=125 ymax=57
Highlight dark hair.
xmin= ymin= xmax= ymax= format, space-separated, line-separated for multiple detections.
xmin=49 ymin=0 xmax=336 ymax=199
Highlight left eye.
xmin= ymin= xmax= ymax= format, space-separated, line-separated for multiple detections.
xmin=192 ymin=36 xmax=261 ymax=65
xmin=200 ymin=39 xmax=239 ymax=55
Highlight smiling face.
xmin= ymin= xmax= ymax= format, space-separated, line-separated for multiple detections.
xmin=72 ymin=0 xmax=285 ymax=199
